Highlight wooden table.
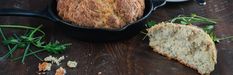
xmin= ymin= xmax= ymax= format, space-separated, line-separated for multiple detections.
xmin=0 ymin=0 xmax=233 ymax=75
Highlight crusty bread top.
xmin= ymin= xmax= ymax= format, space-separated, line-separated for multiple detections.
xmin=57 ymin=0 xmax=145 ymax=29
xmin=147 ymin=23 xmax=217 ymax=75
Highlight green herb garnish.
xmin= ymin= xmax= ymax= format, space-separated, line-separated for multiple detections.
xmin=0 ymin=25 xmax=71 ymax=64
xmin=146 ymin=21 xmax=157 ymax=28
xmin=170 ymin=14 xmax=219 ymax=42
xmin=170 ymin=14 xmax=216 ymax=25
xmin=141 ymin=21 xmax=157 ymax=40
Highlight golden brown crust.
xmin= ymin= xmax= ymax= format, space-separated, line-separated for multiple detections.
xmin=57 ymin=0 xmax=145 ymax=29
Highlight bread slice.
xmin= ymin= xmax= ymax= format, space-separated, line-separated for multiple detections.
xmin=147 ymin=22 xmax=217 ymax=75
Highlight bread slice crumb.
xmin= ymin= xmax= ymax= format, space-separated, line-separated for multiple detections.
xmin=98 ymin=72 xmax=102 ymax=75
xmin=67 ymin=61 xmax=77 ymax=68
xmin=147 ymin=22 xmax=217 ymax=75
xmin=38 ymin=72 xmax=46 ymax=75
xmin=55 ymin=67 xmax=66 ymax=75
xmin=38 ymin=62 xmax=52 ymax=72
xmin=44 ymin=55 xmax=65 ymax=65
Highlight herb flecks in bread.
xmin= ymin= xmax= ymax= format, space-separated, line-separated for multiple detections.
xmin=147 ymin=23 xmax=217 ymax=75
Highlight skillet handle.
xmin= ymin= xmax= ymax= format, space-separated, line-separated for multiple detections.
xmin=195 ymin=0 xmax=206 ymax=5
xmin=0 ymin=8 xmax=56 ymax=22
xmin=152 ymin=0 xmax=167 ymax=10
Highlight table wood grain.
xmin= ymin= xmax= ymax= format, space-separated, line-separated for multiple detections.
xmin=0 ymin=0 xmax=233 ymax=75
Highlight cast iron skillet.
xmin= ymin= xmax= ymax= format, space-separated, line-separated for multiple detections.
xmin=0 ymin=0 xmax=166 ymax=41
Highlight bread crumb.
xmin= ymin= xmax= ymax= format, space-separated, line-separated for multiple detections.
xmin=147 ymin=23 xmax=217 ymax=75
xmin=98 ymin=72 xmax=102 ymax=75
xmin=39 ymin=62 xmax=52 ymax=71
xmin=38 ymin=72 xmax=46 ymax=75
xmin=67 ymin=61 xmax=77 ymax=68
xmin=55 ymin=67 xmax=66 ymax=75
xmin=44 ymin=55 xmax=65 ymax=65
xmin=38 ymin=62 xmax=52 ymax=72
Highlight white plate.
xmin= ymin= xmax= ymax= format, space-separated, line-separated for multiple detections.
xmin=166 ymin=0 xmax=189 ymax=2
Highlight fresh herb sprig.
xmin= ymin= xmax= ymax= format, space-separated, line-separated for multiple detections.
xmin=145 ymin=14 xmax=233 ymax=42
xmin=170 ymin=14 xmax=219 ymax=42
xmin=170 ymin=14 xmax=217 ymax=25
xmin=146 ymin=21 xmax=157 ymax=28
xmin=0 ymin=25 xmax=71 ymax=64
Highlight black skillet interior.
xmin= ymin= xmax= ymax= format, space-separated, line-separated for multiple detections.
xmin=48 ymin=0 xmax=166 ymax=42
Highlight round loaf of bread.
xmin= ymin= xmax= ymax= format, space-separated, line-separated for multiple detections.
xmin=57 ymin=0 xmax=145 ymax=29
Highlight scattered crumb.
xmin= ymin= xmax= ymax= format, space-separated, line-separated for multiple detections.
xmin=55 ymin=67 xmax=66 ymax=75
xmin=67 ymin=61 xmax=77 ymax=68
xmin=58 ymin=56 xmax=65 ymax=61
xmin=98 ymin=72 xmax=102 ymax=75
xmin=38 ymin=55 xmax=78 ymax=75
xmin=38 ymin=62 xmax=52 ymax=71
xmin=44 ymin=55 xmax=65 ymax=65
xmin=38 ymin=72 xmax=46 ymax=75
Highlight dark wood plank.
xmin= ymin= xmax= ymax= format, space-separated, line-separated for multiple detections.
xmin=0 ymin=0 xmax=233 ymax=75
